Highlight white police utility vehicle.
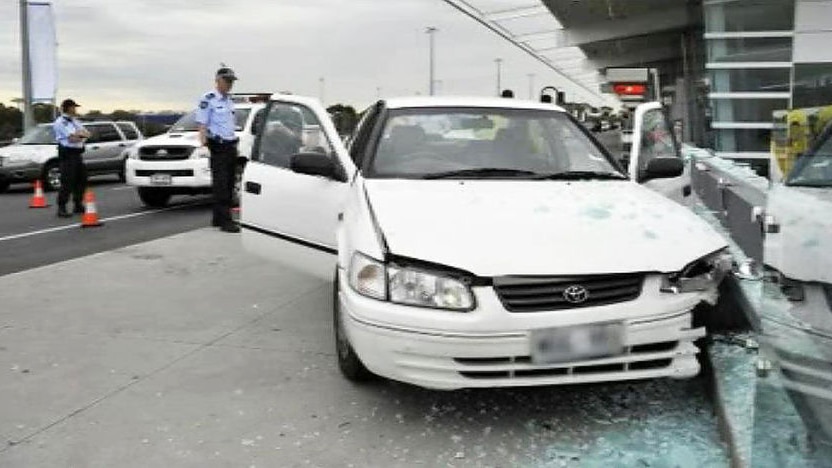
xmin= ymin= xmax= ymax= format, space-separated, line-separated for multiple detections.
xmin=125 ymin=95 xmax=267 ymax=207
xmin=241 ymin=94 xmax=732 ymax=390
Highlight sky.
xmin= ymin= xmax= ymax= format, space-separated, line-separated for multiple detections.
xmin=0 ymin=0 xmax=612 ymax=113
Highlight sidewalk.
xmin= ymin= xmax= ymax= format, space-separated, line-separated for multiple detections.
xmin=0 ymin=229 xmax=729 ymax=467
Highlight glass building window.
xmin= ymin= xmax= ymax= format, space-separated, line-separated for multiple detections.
xmin=705 ymin=0 xmax=796 ymax=33
xmin=793 ymin=63 xmax=832 ymax=108
xmin=713 ymin=98 xmax=790 ymax=122
xmin=714 ymin=128 xmax=773 ymax=152
xmin=710 ymin=68 xmax=791 ymax=93
xmin=708 ymin=37 xmax=793 ymax=63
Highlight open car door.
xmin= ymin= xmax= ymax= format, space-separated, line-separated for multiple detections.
xmin=629 ymin=102 xmax=691 ymax=204
xmin=240 ymin=95 xmax=355 ymax=280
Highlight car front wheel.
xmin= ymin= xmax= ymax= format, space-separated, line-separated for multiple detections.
xmin=42 ymin=160 xmax=61 ymax=191
xmin=334 ymin=270 xmax=375 ymax=382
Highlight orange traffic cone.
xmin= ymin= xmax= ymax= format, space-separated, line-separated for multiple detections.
xmin=80 ymin=189 xmax=103 ymax=228
xmin=28 ymin=180 xmax=49 ymax=208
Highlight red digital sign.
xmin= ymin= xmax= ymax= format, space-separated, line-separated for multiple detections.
xmin=613 ymin=84 xmax=647 ymax=96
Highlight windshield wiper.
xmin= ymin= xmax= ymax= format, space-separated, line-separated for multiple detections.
xmin=421 ymin=168 xmax=541 ymax=179
xmin=532 ymin=171 xmax=627 ymax=180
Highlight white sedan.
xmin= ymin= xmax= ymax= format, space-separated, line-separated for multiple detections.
xmin=241 ymin=95 xmax=730 ymax=390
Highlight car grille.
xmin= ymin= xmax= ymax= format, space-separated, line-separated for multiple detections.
xmin=139 ymin=146 xmax=194 ymax=160
xmin=493 ymin=273 xmax=644 ymax=312
xmin=135 ymin=169 xmax=193 ymax=177
xmin=454 ymin=340 xmax=678 ymax=380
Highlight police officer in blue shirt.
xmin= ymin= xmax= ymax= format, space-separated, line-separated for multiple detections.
xmin=53 ymin=98 xmax=91 ymax=218
xmin=196 ymin=67 xmax=240 ymax=233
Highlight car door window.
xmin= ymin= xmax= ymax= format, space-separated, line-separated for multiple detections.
xmin=86 ymin=124 xmax=122 ymax=143
xmin=637 ymin=108 xmax=680 ymax=172
xmin=255 ymin=102 xmax=334 ymax=169
xmin=116 ymin=123 xmax=138 ymax=140
xmin=348 ymin=103 xmax=381 ymax=167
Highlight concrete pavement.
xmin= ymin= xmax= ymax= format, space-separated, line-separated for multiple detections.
xmin=0 ymin=229 xmax=727 ymax=467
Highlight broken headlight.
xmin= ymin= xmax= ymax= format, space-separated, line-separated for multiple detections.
xmin=661 ymin=249 xmax=732 ymax=293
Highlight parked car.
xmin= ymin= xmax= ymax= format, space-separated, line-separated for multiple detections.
xmin=241 ymin=95 xmax=731 ymax=390
xmin=124 ymin=97 xmax=266 ymax=207
xmin=0 ymin=121 xmax=142 ymax=192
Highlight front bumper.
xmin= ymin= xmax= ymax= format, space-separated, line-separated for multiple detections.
xmin=126 ymin=158 xmax=211 ymax=188
xmin=338 ymin=274 xmax=707 ymax=390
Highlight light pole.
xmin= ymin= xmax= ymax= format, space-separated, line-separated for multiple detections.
xmin=426 ymin=27 xmax=438 ymax=96
xmin=20 ymin=0 xmax=34 ymax=132
xmin=495 ymin=58 xmax=503 ymax=96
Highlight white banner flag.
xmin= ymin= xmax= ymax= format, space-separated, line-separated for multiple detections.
xmin=27 ymin=2 xmax=57 ymax=102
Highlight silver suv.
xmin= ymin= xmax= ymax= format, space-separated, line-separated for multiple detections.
xmin=0 ymin=121 xmax=143 ymax=192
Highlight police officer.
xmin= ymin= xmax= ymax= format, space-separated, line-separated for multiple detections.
xmin=196 ymin=66 xmax=240 ymax=233
xmin=53 ymin=98 xmax=91 ymax=218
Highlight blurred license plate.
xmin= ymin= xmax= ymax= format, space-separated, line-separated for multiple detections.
xmin=531 ymin=323 xmax=623 ymax=364
xmin=150 ymin=174 xmax=172 ymax=185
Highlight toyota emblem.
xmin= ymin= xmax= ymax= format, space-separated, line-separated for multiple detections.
xmin=155 ymin=149 xmax=168 ymax=157
xmin=563 ymin=285 xmax=590 ymax=304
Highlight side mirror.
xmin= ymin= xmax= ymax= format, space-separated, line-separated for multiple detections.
xmin=290 ymin=152 xmax=344 ymax=181
xmin=641 ymin=157 xmax=684 ymax=181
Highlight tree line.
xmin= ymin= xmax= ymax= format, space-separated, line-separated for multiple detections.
xmin=0 ymin=103 xmax=172 ymax=144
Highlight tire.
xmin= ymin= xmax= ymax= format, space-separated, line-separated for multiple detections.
xmin=232 ymin=160 xmax=246 ymax=207
xmin=137 ymin=187 xmax=172 ymax=208
xmin=42 ymin=160 xmax=61 ymax=191
xmin=333 ymin=270 xmax=375 ymax=382
xmin=0 ymin=180 xmax=9 ymax=193
xmin=117 ymin=159 xmax=127 ymax=183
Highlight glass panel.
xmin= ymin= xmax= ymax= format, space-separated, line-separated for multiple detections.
xmin=256 ymin=102 xmax=334 ymax=169
xmin=708 ymin=37 xmax=793 ymax=63
xmin=116 ymin=123 xmax=138 ymax=140
xmin=705 ymin=0 xmax=796 ymax=32
xmin=17 ymin=124 xmax=55 ymax=145
xmin=710 ymin=68 xmax=791 ymax=93
xmin=713 ymin=128 xmax=773 ymax=152
xmin=637 ymin=108 xmax=680 ymax=172
xmin=367 ymin=107 xmax=619 ymax=178
xmin=713 ymin=98 xmax=789 ymax=122
xmin=793 ymin=63 xmax=832 ymax=108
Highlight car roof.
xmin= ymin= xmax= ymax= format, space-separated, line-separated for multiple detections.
xmin=383 ymin=96 xmax=566 ymax=113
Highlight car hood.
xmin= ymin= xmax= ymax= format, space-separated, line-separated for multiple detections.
xmin=364 ymin=179 xmax=727 ymax=276
xmin=0 ymin=144 xmax=56 ymax=161
xmin=142 ymin=132 xmax=202 ymax=146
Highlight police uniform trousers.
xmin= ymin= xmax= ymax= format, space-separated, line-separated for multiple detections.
xmin=57 ymin=145 xmax=87 ymax=209
xmin=208 ymin=139 xmax=238 ymax=227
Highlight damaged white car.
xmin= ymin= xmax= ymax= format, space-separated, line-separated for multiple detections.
xmin=241 ymin=95 xmax=730 ymax=390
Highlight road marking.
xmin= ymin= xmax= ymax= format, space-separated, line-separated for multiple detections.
xmin=110 ymin=186 xmax=135 ymax=191
xmin=0 ymin=202 xmax=209 ymax=243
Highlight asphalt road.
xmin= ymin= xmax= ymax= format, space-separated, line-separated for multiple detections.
xmin=0 ymin=175 xmax=213 ymax=276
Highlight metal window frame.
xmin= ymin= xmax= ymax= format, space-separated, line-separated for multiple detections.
xmin=711 ymin=122 xmax=775 ymax=130
xmin=704 ymin=31 xmax=794 ymax=39
xmin=709 ymin=92 xmax=791 ymax=99
xmin=706 ymin=62 xmax=793 ymax=69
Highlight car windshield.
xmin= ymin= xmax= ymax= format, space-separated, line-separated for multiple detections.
xmin=17 ymin=125 xmax=56 ymax=145
xmin=787 ymin=129 xmax=832 ymax=187
xmin=368 ymin=107 xmax=622 ymax=179
xmin=169 ymin=108 xmax=251 ymax=133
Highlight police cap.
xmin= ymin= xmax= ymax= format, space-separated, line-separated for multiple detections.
xmin=60 ymin=98 xmax=81 ymax=111
xmin=216 ymin=67 xmax=238 ymax=81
